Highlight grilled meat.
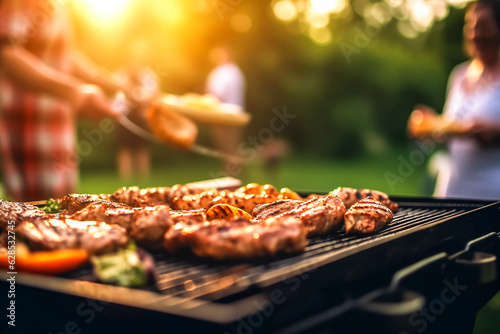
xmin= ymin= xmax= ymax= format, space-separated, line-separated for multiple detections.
xmin=330 ymin=187 xmax=398 ymax=212
xmin=130 ymin=206 xmax=172 ymax=248
xmin=287 ymin=195 xmax=346 ymax=236
xmin=171 ymin=184 xmax=283 ymax=213
xmin=165 ymin=192 xmax=386 ymax=259
xmin=0 ymin=199 xmax=49 ymax=231
xmin=172 ymin=190 xmax=221 ymax=210
xmin=109 ymin=178 xmax=242 ymax=207
xmin=15 ymin=217 xmax=128 ymax=255
xmin=170 ymin=208 xmax=207 ymax=224
xmin=110 ymin=185 xmax=208 ymax=207
xmin=64 ymin=203 xmax=172 ymax=247
xmin=252 ymin=199 xmax=303 ymax=220
xmin=344 ymin=197 xmax=393 ymax=234
xmin=163 ymin=220 xmax=209 ymax=253
xmin=60 ymin=194 xmax=110 ymax=214
xmin=236 ymin=183 xmax=280 ymax=196
xmin=172 ymin=190 xmax=279 ymax=213
xmin=66 ymin=202 xmax=135 ymax=230
xmin=163 ymin=210 xmax=210 ymax=253
xmin=164 ymin=215 xmax=306 ymax=260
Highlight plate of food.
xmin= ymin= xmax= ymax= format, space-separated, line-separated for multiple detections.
xmin=158 ymin=93 xmax=251 ymax=127
xmin=408 ymin=107 xmax=472 ymax=138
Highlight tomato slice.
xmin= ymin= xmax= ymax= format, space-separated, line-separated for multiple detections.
xmin=147 ymin=102 xmax=198 ymax=150
xmin=0 ymin=249 xmax=89 ymax=275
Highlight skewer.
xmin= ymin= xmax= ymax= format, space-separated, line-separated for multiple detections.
xmin=118 ymin=113 xmax=246 ymax=164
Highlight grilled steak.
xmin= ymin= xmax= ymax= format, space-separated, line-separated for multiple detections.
xmin=65 ymin=202 xmax=136 ymax=230
xmin=170 ymin=209 xmax=207 ymax=224
xmin=130 ymin=206 xmax=172 ymax=248
xmin=64 ymin=203 xmax=172 ymax=247
xmin=164 ymin=215 xmax=306 ymax=260
xmin=209 ymin=192 xmax=279 ymax=213
xmin=172 ymin=190 xmax=222 ymax=210
xmin=60 ymin=194 xmax=110 ymax=214
xmin=110 ymin=185 xmax=208 ymax=207
xmin=330 ymin=187 xmax=399 ymax=212
xmin=0 ymin=199 xmax=49 ymax=231
xmin=252 ymin=199 xmax=303 ymax=220
xmin=344 ymin=197 xmax=393 ymax=234
xmin=163 ymin=220 xmax=209 ymax=253
xmin=287 ymin=195 xmax=346 ymax=236
xmin=15 ymin=217 xmax=128 ymax=255
xmin=172 ymin=184 xmax=282 ymax=212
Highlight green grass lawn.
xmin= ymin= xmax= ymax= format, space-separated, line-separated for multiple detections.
xmin=77 ymin=149 xmax=429 ymax=196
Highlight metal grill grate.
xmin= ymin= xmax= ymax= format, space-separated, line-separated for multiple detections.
xmin=62 ymin=203 xmax=482 ymax=306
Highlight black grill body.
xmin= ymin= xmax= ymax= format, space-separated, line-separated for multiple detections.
xmin=2 ymin=197 xmax=500 ymax=334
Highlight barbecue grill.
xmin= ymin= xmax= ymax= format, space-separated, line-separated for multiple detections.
xmin=2 ymin=196 xmax=500 ymax=334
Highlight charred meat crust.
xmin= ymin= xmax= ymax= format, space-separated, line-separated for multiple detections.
xmin=0 ymin=199 xmax=49 ymax=232
xmin=164 ymin=216 xmax=307 ymax=260
xmin=110 ymin=185 xmax=208 ymax=207
xmin=63 ymin=203 xmax=172 ymax=248
xmin=60 ymin=194 xmax=110 ymax=214
xmin=344 ymin=197 xmax=393 ymax=234
xmin=252 ymin=199 xmax=303 ymax=220
xmin=287 ymin=195 xmax=346 ymax=236
xmin=330 ymin=187 xmax=399 ymax=212
xmin=130 ymin=206 xmax=172 ymax=248
xmin=15 ymin=217 xmax=128 ymax=255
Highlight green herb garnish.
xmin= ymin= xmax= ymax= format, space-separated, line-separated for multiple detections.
xmin=91 ymin=243 xmax=150 ymax=288
xmin=42 ymin=198 xmax=61 ymax=213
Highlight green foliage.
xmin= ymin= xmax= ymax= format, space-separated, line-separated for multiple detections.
xmin=70 ymin=0 xmax=468 ymax=164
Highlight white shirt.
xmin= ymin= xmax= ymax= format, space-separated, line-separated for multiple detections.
xmin=206 ymin=62 xmax=245 ymax=108
xmin=442 ymin=62 xmax=500 ymax=200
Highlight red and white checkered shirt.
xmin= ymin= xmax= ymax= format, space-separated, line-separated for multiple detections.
xmin=0 ymin=0 xmax=77 ymax=201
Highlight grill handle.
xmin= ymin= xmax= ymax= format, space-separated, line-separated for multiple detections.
xmin=448 ymin=232 xmax=499 ymax=261
xmin=355 ymin=253 xmax=447 ymax=320
xmin=448 ymin=233 xmax=499 ymax=284
xmin=389 ymin=252 xmax=448 ymax=292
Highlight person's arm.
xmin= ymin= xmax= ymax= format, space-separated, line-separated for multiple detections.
xmin=70 ymin=51 xmax=123 ymax=95
xmin=0 ymin=46 xmax=119 ymax=120
xmin=69 ymin=51 xmax=152 ymax=107
xmin=468 ymin=121 xmax=500 ymax=146
xmin=1 ymin=46 xmax=82 ymax=103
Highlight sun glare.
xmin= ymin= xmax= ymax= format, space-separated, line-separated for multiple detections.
xmin=78 ymin=0 xmax=132 ymax=21
xmin=310 ymin=0 xmax=346 ymax=14
xmin=274 ymin=0 xmax=298 ymax=21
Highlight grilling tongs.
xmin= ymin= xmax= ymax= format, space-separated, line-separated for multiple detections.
xmin=112 ymin=93 xmax=245 ymax=164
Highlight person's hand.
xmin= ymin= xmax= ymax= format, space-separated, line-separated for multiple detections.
xmin=71 ymin=84 xmax=121 ymax=120
xmin=468 ymin=120 xmax=500 ymax=146
xmin=407 ymin=104 xmax=440 ymax=139
xmin=123 ymin=85 xmax=158 ymax=111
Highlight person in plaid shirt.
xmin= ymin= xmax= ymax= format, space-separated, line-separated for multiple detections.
xmin=0 ymin=0 xmax=127 ymax=201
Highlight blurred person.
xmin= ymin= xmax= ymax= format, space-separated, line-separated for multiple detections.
xmin=114 ymin=41 xmax=159 ymax=181
xmin=0 ymin=0 xmax=131 ymax=201
xmin=205 ymin=45 xmax=246 ymax=175
xmin=409 ymin=0 xmax=500 ymax=200
xmin=258 ymin=138 xmax=290 ymax=181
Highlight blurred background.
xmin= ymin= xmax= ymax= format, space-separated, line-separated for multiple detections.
xmin=53 ymin=0 xmax=469 ymax=196
xmin=1 ymin=0 xmax=499 ymax=330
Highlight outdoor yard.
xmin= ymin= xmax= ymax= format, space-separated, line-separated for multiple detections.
xmin=1 ymin=149 xmax=498 ymax=332
xmin=75 ymin=151 xmax=498 ymax=334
